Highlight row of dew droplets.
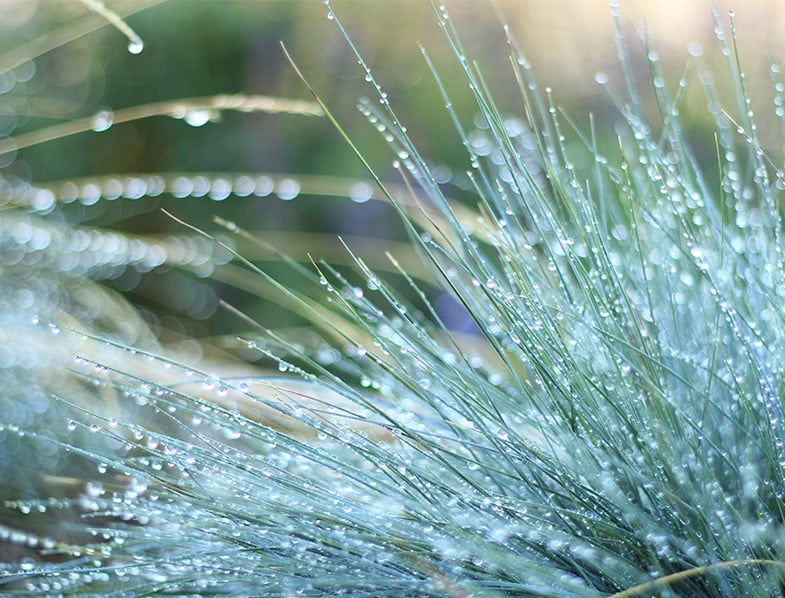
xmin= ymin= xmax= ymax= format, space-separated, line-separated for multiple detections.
xmin=324 ymin=0 xmax=389 ymax=107
xmin=91 ymin=107 xmax=214 ymax=132
xmin=121 ymin=174 xmax=291 ymax=202
xmin=5 ymin=170 xmax=388 ymax=217
xmin=353 ymin=0 xmax=527 ymax=417
xmin=608 ymin=9 xmax=785 ymax=533
xmin=14 ymin=92 xmax=324 ymax=161
xmin=714 ymin=9 xmax=785 ymax=469
xmin=7 ymin=174 xmax=310 ymax=211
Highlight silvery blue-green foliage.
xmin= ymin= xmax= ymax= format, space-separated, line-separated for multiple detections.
xmin=3 ymin=1 xmax=785 ymax=596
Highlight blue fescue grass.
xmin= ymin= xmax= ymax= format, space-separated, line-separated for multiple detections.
xmin=3 ymin=1 xmax=785 ymax=596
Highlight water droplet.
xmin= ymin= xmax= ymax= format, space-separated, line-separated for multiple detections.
xmin=66 ymin=420 xmax=77 ymax=431
xmin=91 ymin=110 xmax=114 ymax=132
xmin=687 ymin=41 xmax=704 ymax=57
xmin=594 ymin=72 xmax=609 ymax=85
xmin=254 ymin=175 xmax=274 ymax=197
xmin=127 ymin=39 xmax=144 ymax=55
xmin=349 ymin=181 xmax=373 ymax=203
xmin=126 ymin=478 xmax=147 ymax=499
xmin=79 ymin=183 xmax=102 ymax=205
xmin=85 ymin=482 xmax=103 ymax=498
xmin=183 ymin=109 xmax=215 ymax=127
xmin=275 ymin=178 xmax=300 ymax=200
xmin=233 ymin=175 xmax=254 ymax=196
xmin=171 ymin=176 xmax=193 ymax=198
xmin=209 ymin=178 xmax=232 ymax=201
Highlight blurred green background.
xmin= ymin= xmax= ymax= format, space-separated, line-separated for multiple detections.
xmin=3 ymin=0 xmax=785 ymax=345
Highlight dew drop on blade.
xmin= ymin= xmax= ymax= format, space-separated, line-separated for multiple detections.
xmin=127 ymin=39 xmax=144 ymax=55
xmin=184 ymin=110 xmax=213 ymax=127
xmin=91 ymin=110 xmax=114 ymax=132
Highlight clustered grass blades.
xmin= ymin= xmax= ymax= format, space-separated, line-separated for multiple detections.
xmin=3 ymin=0 xmax=785 ymax=596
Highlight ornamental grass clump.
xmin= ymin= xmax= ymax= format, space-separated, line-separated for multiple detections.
xmin=2 ymin=1 xmax=785 ymax=596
